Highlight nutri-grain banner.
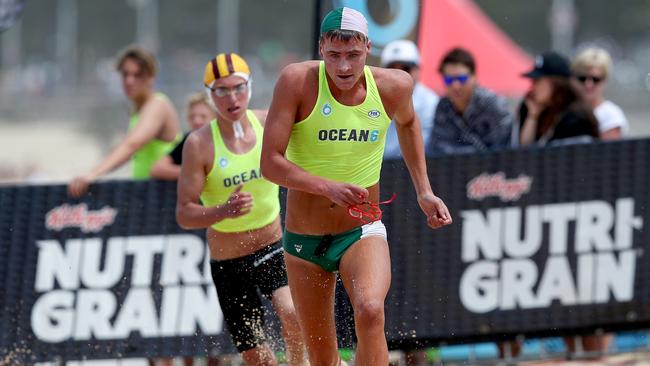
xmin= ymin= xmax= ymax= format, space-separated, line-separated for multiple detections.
xmin=0 ymin=182 xmax=238 ymax=363
xmin=382 ymin=139 xmax=649 ymax=348
xmin=1 ymin=139 xmax=649 ymax=362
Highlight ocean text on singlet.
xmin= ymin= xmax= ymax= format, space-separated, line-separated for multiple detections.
xmin=317 ymin=129 xmax=380 ymax=142
xmin=223 ymin=169 xmax=261 ymax=187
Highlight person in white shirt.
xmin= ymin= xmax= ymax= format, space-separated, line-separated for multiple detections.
xmin=380 ymin=39 xmax=439 ymax=158
xmin=571 ymin=47 xmax=629 ymax=140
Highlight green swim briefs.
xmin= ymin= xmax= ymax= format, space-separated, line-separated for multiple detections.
xmin=283 ymin=220 xmax=387 ymax=272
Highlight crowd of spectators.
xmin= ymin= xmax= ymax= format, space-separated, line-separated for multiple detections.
xmin=380 ymin=42 xmax=627 ymax=161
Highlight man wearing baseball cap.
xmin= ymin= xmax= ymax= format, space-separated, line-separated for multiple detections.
xmin=380 ymin=40 xmax=439 ymax=159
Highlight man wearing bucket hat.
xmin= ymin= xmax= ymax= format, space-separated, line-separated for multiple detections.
xmin=261 ymin=7 xmax=452 ymax=366
xmin=176 ymin=53 xmax=308 ymax=366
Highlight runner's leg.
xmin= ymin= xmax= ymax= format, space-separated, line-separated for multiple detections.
xmin=212 ymin=260 xmax=277 ymax=366
xmin=339 ymin=235 xmax=391 ymax=366
xmin=284 ymin=252 xmax=339 ymax=365
xmin=271 ymin=286 xmax=309 ymax=366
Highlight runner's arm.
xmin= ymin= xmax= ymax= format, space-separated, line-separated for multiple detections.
xmin=176 ymin=132 xmax=252 ymax=229
xmin=391 ymin=71 xmax=452 ymax=228
xmin=260 ymin=65 xmax=367 ymax=207
xmin=392 ymin=73 xmax=432 ymax=197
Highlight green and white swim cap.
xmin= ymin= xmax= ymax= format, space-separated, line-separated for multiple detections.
xmin=320 ymin=7 xmax=368 ymax=37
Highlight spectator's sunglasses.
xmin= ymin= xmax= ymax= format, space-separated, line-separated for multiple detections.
xmin=387 ymin=62 xmax=415 ymax=73
xmin=574 ymin=74 xmax=604 ymax=84
xmin=443 ymin=74 xmax=470 ymax=86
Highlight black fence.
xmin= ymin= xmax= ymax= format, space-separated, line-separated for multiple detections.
xmin=1 ymin=139 xmax=648 ymax=362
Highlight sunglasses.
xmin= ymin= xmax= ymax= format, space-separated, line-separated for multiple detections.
xmin=575 ymin=75 xmax=604 ymax=84
xmin=443 ymin=74 xmax=470 ymax=86
xmin=206 ymin=82 xmax=248 ymax=98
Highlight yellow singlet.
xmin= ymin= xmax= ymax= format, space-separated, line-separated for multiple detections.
xmin=200 ymin=111 xmax=280 ymax=232
xmin=286 ymin=61 xmax=391 ymax=187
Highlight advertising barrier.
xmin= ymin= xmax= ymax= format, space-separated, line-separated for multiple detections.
xmin=1 ymin=140 xmax=648 ymax=362
xmin=383 ymin=140 xmax=649 ymax=348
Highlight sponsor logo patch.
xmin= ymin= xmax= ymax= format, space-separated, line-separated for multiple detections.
xmin=467 ymin=172 xmax=532 ymax=202
xmin=218 ymin=157 xmax=228 ymax=168
xmin=321 ymin=103 xmax=332 ymax=117
xmin=368 ymin=110 xmax=381 ymax=118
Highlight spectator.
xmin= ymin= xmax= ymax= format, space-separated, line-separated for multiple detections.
xmin=68 ymin=45 xmax=181 ymax=197
xmin=380 ymin=39 xmax=439 ymax=159
xmin=519 ymin=51 xmax=599 ymax=146
xmin=151 ymin=92 xmax=216 ymax=180
xmin=66 ymin=45 xmax=183 ymax=365
xmin=571 ymin=47 xmax=628 ymax=140
xmin=428 ymin=47 xmax=514 ymax=155
xmin=567 ymin=53 xmax=621 ymax=358
xmin=520 ymin=53 xmax=605 ymax=359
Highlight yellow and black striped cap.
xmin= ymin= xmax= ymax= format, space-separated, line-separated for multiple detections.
xmin=203 ymin=53 xmax=250 ymax=87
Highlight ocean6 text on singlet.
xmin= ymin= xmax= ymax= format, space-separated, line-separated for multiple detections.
xmin=223 ymin=169 xmax=261 ymax=187
xmin=317 ymin=129 xmax=380 ymax=142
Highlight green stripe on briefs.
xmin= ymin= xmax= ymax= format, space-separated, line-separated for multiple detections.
xmin=339 ymin=348 xmax=355 ymax=361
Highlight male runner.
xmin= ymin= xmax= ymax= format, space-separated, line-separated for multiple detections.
xmin=261 ymin=7 xmax=452 ymax=366
xmin=176 ymin=53 xmax=308 ymax=366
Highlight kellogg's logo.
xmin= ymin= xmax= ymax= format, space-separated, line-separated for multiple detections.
xmin=45 ymin=203 xmax=118 ymax=233
xmin=467 ymin=172 xmax=532 ymax=202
